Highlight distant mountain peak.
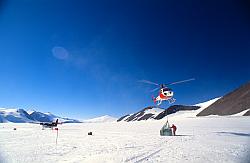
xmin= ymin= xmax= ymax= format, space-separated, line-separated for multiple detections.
xmin=0 ymin=108 xmax=81 ymax=123
xmin=82 ymin=115 xmax=117 ymax=123
xmin=117 ymin=106 xmax=164 ymax=122
xmin=26 ymin=109 xmax=36 ymax=114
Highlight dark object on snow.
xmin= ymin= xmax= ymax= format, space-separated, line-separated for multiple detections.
xmin=13 ymin=128 xmax=16 ymax=130
xmin=160 ymin=121 xmax=172 ymax=136
xmin=88 ymin=132 xmax=92 ymax=135
xmin=170 ymin=124 xmax=177 ymax=136
xmin=40 ymin=119 xmax=59 ymax=129
xmin=197 ymin=81 xmax=250 ymax=116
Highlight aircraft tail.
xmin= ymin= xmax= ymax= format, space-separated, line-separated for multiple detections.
xmin=55 ymin=119 xmax=58 ymax=126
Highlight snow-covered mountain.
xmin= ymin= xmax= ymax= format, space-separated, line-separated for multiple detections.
xmin=82 ymin=115 xmax=117 ymax=123
xmin=30 ymin=111 xmax=81 ymax=123
xmin=197 ymin=81 xmax=250 ymax=116
xmin=0 ymin=108 xmax=80 ymax=123
xmin=195 ymin=97 xmax=221 ymax=111
xmin=154 ymin=105 xmax=200 ymax=120
xmin=118 ymin=98 xmax=222 ymax=122
xmin=0 ymin=108 xmax=34 ymax=123
xmin=117 ymin=106 xmax=164 ymax=122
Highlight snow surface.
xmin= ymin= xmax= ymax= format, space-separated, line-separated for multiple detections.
xmin=82 ymin=115 xmax=117 ymax=123
xmin=0 ymin=111 xmax=249 ymax=162
xmin=0 ymin=98 xmax=249 ymax=162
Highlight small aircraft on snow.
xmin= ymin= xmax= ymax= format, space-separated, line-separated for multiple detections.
xmin=140 ymin=78 xmax=195 ymax=105
xmin=40 ymin=119 xmax=59 ymax=130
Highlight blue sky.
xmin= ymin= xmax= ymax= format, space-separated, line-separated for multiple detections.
xmin=0 ymin=0 xmax=249 ymax=119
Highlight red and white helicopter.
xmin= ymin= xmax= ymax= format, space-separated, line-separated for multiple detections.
xmin=140 ymin=78 xmax=195 ymax=105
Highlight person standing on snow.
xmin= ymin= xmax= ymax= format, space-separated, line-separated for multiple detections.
xmin=170 ymin=124 xmax=177 ymax=136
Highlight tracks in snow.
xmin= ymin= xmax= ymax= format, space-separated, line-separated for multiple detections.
xmin=125 ymin=137 xmax=174 ymax=163
xmin=134 ymin=148 xmax=162 ymax=163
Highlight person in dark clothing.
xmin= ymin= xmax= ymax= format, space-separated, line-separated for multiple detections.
xmin=170 ymin=124 xmax=177 ymax=136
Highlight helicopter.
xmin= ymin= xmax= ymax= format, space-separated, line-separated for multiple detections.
xmin=140 ymin=78 xmax=195 ymax=105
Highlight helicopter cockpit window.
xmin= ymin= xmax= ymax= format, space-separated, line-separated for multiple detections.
xmin=163 ymin=88 xmax=171 ymax=91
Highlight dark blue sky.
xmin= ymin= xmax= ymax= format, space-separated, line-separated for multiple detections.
xmin=0 ymin=0 xmax=249 ymax=119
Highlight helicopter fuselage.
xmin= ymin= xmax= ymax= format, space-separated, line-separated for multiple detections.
xmin=153 ymin=88 xmax=175 ymax=105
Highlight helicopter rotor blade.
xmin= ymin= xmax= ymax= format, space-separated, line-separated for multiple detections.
xmin=150 ymin=87 xmax=160 ymax=92
xmin=165 ymin=78 xmax=195 ymax=86
xmin=139 ymin=80 xmax=159 ymax=86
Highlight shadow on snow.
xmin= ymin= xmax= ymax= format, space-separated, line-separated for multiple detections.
xmin=215 ymin=132 xmax=250 ymax=137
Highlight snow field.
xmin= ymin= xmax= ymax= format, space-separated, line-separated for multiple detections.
xmin=0 ymin=114 xmax=249 ymax=163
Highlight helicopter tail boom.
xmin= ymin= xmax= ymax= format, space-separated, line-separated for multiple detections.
xmin=152 ymin=96 xmax=156 ymax=104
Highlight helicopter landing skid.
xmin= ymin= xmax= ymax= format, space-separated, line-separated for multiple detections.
xmin=156 ymin=100 xmax=162 ymax=106
xmin=168 ymin=98 xmax=176 ymax=104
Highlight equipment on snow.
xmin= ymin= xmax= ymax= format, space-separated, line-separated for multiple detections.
xmin=160 ymin=120 xmax=173 ymax=136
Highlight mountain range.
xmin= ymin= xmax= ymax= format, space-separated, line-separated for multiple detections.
xmin=117 ymin=107 xmax=164 ymax=122
xmin=0 ymin=108 xmax=81 ymax=123
xmin=117 ymin=105 xmax=202 ymax=122
xmin=1 ymin=81 xmax=249 ymax=123
xmin=118 ymin=81 xmax=250 ymax=121
xmin=197 ymin=81 xmax=250 ymax=116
